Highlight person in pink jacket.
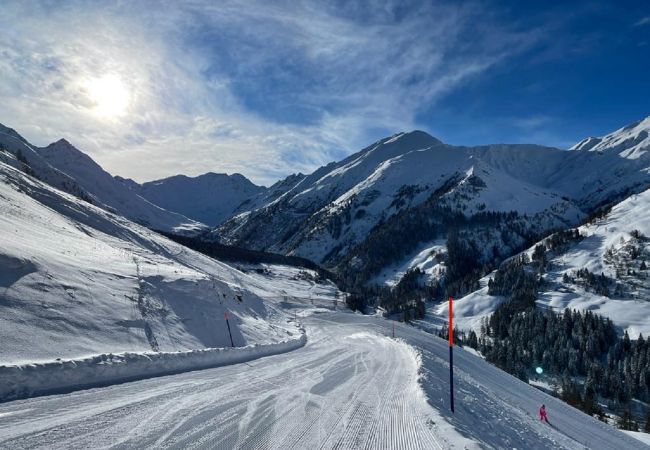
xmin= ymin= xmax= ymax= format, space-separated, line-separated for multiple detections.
xmin=539 ymin=404 xmax=549 ymax=423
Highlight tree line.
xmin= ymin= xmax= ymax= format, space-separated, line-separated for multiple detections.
xmin=466 ymin=251 xmax=650 ymax=430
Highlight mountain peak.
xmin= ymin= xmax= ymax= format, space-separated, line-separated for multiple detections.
xmin=571 ymin=116 xmax=650 ymax=159
xmin=148 ymin=171 xmax=260 ymax=189
xmin=48 ymin=138 xmax=77 ymax=150
xmin=137 ymin=171 xmax=265 ymax=226
xmin=387 ymin=130 xmax=442 ymax=148
xmin=0 ymin=123 xmax=29 ymax=146
xmin=43 ymin=138 xmax=84 ymax=158
xmin=55 ymin=138 xmax=71 ymax=145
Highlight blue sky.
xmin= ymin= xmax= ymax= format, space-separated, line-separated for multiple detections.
xmin=0 ymin=1 xmax=648 ymax=185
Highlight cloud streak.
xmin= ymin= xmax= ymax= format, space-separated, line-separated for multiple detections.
xmin=1 ymin=0 xmax=547 ymax=185
xmin=634 ymin=16 xmax=650 ymax=27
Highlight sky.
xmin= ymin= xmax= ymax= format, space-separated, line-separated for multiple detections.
xmin=1 ymin=1 xmax=649 ymax=186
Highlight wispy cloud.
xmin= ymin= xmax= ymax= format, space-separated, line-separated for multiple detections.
xmin=511 ymin=115 xmax=554 ymax=131
xmin=634 ymin=16 xmax=650 ymax=26
xmin=0 ymin=0 xmax=547 ymax=185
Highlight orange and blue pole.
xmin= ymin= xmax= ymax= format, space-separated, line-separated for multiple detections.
xmin=449 ymin=296 xmax=454 ymax=413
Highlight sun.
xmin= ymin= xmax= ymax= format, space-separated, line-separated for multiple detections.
xmin=85 ymin=74 xmax=130 ymax=118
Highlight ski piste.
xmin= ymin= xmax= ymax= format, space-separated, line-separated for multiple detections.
xmin=0 ymin=311 xmax=644 ymax=449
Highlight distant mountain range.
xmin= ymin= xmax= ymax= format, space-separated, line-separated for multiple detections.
xmin=116 ymin=172 xmax=265 ymax=227
xmin=1 ymin=116 xmax=649 ymax=335
xmin=214 ymin=117 xmax=650 ymax=274
xmin=0 ymin=125 xmax=204 ymax=235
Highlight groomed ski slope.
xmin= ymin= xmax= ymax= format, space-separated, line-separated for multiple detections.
xmin=0 ymin=311 xmax=643 ymax=450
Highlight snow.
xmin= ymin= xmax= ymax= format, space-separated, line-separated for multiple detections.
xmin=2 ymin=118 xmax=650 ymax=447
xmin=217 ymin=117 xmax=650 ymax=301
xmin=0 ymin=126 xmax=90 ymax=203
xmin=0 ymin=313 xmax=642 ymax=449
xmin=293 ymin=140 xmax=578 ymax=265
xmin=534 ymin=187 xmax=650 ymax=336
xmin=0 ymin=331 xmax=305 ymax=402
xmin=0 ymin=125 xmax=205 ymax=234
xmin=571 ymin=116 xmax=650 ymax=160
xmin=36 ymin=138 xmax=206 ymax=234
xmin=443 ymin=159 xmax=580 ymax=218
xmin=624 ymin=431 xmax=650 ymax=446
xmin=429 ymin=187 xmax=650 ymax=337
xmin=130 ymin=172 xmax=265 ymax=226
xmin=0 ymin=153 xmax=642 ymax=447
xmin=528 ymin=378 xmax=556 ymax=393
xmin=422 ymin=273 xmax=503 ymax=333
xmin=372 ymin=239 xmax=446 ymax=286
xmin=0 ymin=160 xmax=339 ymax=366
xmin=540 ymin=291 xmax=650 ymax=338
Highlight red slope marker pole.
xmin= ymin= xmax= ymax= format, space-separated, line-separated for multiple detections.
xmin=449 ymin=296 xmax=455 ymax=413
xmin=225 ymin=311 xmax=234 ymax=347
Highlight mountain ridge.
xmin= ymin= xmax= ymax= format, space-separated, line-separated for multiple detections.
xmin=124 ymin=171 xmax=266 ymax=227
xmin=0 ymin=124 xmax=205 ymax=234
xmin=209 ymin=117 xmax=650 ymax=322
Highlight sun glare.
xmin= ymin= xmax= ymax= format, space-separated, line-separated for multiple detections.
xmin=85 ymin=74 xmax=130 ymax=118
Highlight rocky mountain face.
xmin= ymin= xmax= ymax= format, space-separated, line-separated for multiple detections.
xmin=3 ymin=116 xmax=649 ymax=299
xmin=213 ymin=118 xmax=650 ymax=293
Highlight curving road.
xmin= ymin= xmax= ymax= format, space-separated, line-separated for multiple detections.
xmin=0 ymin=312 xmax=645 ymax=449
xmin=0 ymin=314 xmax=444 ymax=449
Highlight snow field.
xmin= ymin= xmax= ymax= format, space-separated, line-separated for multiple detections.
xmin=0 ymin=160 xmax=339 ymax=366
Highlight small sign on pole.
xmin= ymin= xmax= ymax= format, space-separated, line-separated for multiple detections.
xmin=224 ymin=311 xmax=234 ymax=347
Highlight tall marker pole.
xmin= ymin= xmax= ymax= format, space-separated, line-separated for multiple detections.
xmin=449 ymin=296 xmax=455 ymax=413
xmin=225 ymin=311 xmax=234 ymax=347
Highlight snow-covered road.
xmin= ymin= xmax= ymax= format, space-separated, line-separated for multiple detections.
xmin=0 ymin=312 xmax=645 ymax=449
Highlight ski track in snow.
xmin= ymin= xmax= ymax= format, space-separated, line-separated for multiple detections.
xmin=0 ymin=313 xmax=645 ymax=450
xmin=0 ymin=314 xmax=443 ymax=450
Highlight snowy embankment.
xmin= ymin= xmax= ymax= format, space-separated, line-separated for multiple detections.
xmin=0 ymin=327 xmax=306 ymax=402
xmin=0 ymin=161 xmax=342 ymax=401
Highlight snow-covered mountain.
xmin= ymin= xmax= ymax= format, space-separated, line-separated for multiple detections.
xmin=2 ymin=118 xmax=648 ymax=447
xmin=214 ymin=118 xmax=650 ymax=291
xmin=433 ymin=185 xmax=650 ymax=338
xmin=428 ymin=116 xmax=650 ymax=334
xmin=233 ymin=172 xmax=306 ymax=214
xmin=0 ymin=124 xmax=91 ymax=202
xmin=215 ymin=133 xmax=575 ymax=259
xmin=119 ymin=172 xmax=265 ymax=227
xmin=1 ymin=124 xmax=205 ymax=234
xmin=33 ymin=137 xmax=206 ymax=234
xmin=572 ymin=116 xmax=650 ymax=159
xmin=0 ymin=158 xmax=337 ymax=364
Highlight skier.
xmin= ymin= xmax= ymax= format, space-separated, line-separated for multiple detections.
xmin=539 ymin=404 xmax=549 ymax=423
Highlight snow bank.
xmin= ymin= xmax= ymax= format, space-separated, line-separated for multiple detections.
xmin=0 ymin=329 xmax=306 ymax=402
xmin=0 ymin=161 xmax=334 ymax=363
xmin=622 ymin=430 xmax=650 ymax=446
